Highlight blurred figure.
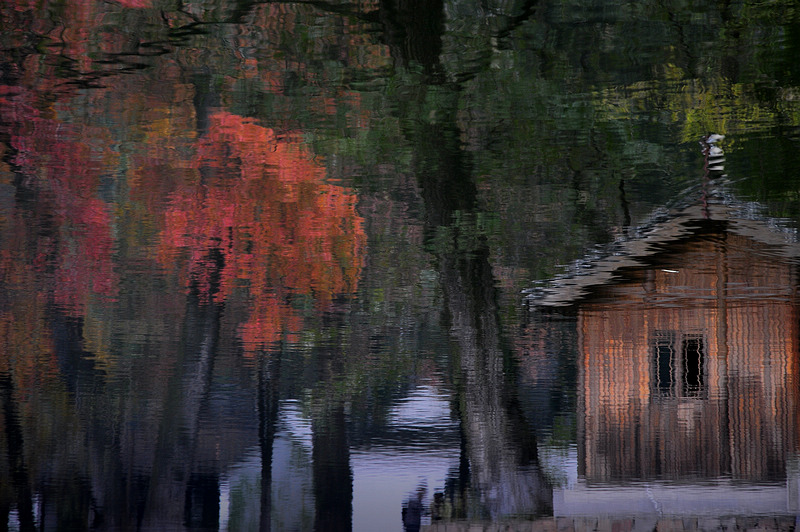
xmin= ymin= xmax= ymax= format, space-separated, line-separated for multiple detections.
xmin=402 ymin=486 xmax=427 ymax=532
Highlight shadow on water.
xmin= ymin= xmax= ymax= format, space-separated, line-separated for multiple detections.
xmin=141 ymin=250 xmax=225 ymax=529
xmin=0 ymin=371 xmax=36 ymax=531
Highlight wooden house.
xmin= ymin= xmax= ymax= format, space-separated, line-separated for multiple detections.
xmin=534 ymin=200 xmax=800 ymax=485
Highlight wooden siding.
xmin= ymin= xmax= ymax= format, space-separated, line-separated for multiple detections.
xmin=578 ymin=233 xmax=800 ymax=483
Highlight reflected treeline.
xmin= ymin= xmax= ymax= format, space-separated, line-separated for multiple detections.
xmin=142 ymin=260 xmax=224 ymax=529
xmin=309 ymin=319 xmax=353 ymax=532
xmin=385 ymin=2 xmax=553 ymax=519
xmin=257 ymin=349 xmax=280 ymax=532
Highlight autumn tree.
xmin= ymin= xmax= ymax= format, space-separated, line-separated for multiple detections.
xmin=154 ymin=111 xmax=366 ymax=353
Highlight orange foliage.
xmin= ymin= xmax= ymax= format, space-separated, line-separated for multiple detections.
xmin=158 ymin=112 xmax=366 ymax=353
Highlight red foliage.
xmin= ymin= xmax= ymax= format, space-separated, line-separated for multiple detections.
xmin=0 ymin=87 xmax=119 ymax=314
xmin=113 ymin=0 xmax=151 ymax=7
xmin=158 ymin=112 xmax=366 ymax=353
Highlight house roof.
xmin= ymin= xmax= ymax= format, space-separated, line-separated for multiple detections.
xmin=524 ymin=191 xmax=800 ymax=307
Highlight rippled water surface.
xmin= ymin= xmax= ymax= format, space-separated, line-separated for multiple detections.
xmin=2 ymin=0 xmax=800 ymax=530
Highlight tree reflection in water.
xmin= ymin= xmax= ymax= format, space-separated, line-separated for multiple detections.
xmin=2 ymin=0 xmax=800 ymax=528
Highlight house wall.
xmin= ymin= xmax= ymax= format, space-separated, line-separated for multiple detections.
xmin=577 ymin=234 xmax=799 ymax=483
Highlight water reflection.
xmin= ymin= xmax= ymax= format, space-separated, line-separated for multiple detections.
xmin=3 ymin=0 xmax=800 ymax=528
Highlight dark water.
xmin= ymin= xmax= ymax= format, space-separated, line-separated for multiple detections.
xmin=2 ymin=0 xmax=800 ymax=530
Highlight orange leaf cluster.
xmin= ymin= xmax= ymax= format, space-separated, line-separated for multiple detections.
xmin=158 ymin=112 xmax=366 ymax=353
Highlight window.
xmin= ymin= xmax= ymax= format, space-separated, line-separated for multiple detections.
xmin=652 ymin=331 xmax=706 ymax=399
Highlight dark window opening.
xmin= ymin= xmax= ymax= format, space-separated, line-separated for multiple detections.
xmin=682 ymin=336 xmax=705 ymax=397
xmin=651 ymin=332 xmax=706 ymax=399
xmin=654 ymin=335 xmax=674 ymax=396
